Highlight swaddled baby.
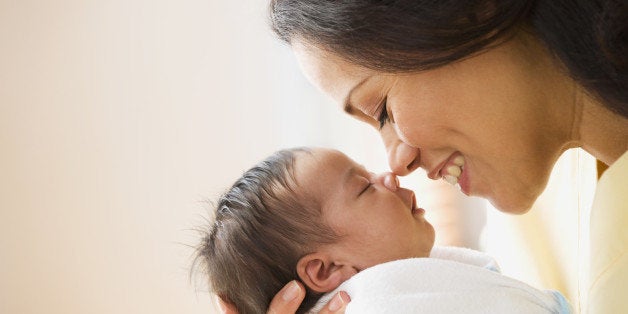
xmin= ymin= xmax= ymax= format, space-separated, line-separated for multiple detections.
xmin=194 ymin=147 xmax=572 ymax=314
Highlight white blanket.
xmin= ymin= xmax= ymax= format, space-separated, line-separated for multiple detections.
xmin=310 ymin=247 xmax=571 ymax=313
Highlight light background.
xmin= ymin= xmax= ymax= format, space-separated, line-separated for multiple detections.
xmin=0 ymin=1 xmax=597 ymax=313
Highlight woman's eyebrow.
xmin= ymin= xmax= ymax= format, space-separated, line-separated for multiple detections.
xmin=343 ymin=76 xmax=371 ymax=114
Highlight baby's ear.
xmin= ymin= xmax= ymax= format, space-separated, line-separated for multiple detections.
xmin=296 ymin=253 xmax=357 ymax=293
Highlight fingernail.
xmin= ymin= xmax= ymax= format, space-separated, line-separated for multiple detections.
xmin=281 ymin=281 xmax=300 ymax=301
xmin=328 ymin=291 xmax=350 ymax=311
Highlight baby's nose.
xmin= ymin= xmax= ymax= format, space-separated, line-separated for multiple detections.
xmin=372 ymin=172 xmax=399 ymax=191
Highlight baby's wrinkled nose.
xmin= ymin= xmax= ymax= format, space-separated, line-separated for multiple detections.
xmin=372 ymin=172 xmax=399 ymax=191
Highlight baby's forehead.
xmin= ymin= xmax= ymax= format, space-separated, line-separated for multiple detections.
xmin=297 ymin=148 xmax=349 ymax=171
xmin=292 ymin=148 xmax=352 ymax=188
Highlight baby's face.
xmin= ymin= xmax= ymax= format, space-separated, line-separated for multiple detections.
xmin=294 ymin=148 xmax=435 ymax=270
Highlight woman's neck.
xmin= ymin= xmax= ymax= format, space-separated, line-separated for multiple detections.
xmin=574 ymin=89 xmax=628 ymax=165
xmin=517 ymin=30 xmax=627 ymax=166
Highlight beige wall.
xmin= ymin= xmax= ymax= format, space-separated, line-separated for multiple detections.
xmin=0 ymin=0 xmax=395 ymax=313
xmin=0 ymin=1 xmax=295 ymax=313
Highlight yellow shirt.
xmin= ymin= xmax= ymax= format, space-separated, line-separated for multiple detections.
xmin=584 ymin=150 xmax=628 ymax=313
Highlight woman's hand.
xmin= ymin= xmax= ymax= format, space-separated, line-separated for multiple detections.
xmin=266 ymin=281 xmax=305 ymax=314
xmin=317 ymin=291 xmax=350 ymax=314
xmin=266 ymin=281 xmax=350 ymax=314
xmin=215 ymin=280 xmax=350 ymax=314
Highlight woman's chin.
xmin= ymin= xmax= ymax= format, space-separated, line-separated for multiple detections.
xmin=488 ymin=195 xmax=536 ymax=215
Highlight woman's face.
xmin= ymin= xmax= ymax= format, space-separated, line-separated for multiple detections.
xmin=292 ymin=38 xmax=573 ymax=213
xmin=294 ymin=148 xmax=435 ymax=269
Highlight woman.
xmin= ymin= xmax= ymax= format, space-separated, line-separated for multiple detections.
xmin=220 ymin=0 xmax=627 ymax=312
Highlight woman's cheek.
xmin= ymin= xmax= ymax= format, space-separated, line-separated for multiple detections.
xmin=395 ymin=120 xmax=438 ymax=149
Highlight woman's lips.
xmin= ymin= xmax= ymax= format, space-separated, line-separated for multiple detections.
xmin=457 ymin=162 xmax=471 ymax=195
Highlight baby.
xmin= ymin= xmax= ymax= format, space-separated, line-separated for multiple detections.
xmin=194 ymin=147 xmax=572 ymax=314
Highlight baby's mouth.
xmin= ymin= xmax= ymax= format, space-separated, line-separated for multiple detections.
xmin=441 ymin=154 xmax=465 ymax=186
xmin=411 ymin=193 xmax=424 ymax=215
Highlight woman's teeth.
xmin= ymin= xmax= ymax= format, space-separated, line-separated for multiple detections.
xmin=453 ymin=155 xmax=465 ymax=166
xmin=442 ymin=155 xmax=465 ymax=186
xmin=443 ymin=174 xmax=459 ymax=185
xmin=446 ymin=165 xmax=461 ymax=176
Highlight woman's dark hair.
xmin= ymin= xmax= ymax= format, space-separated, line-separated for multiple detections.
xmin=194 ymin=148 xmax=338 ymax=314
xmin=269 ymin=0 xmax=627 ymax=117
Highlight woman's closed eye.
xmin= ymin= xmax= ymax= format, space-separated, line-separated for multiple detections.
xmin=376 ymin=97 xmax=390 ymax=129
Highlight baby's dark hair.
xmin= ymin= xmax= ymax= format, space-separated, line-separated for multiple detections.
xmin=194 ymin=147 xmax=339 ymax=314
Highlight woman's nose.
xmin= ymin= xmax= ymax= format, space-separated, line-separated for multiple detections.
xmin=380 ymin=125 xmax=421 ymax=176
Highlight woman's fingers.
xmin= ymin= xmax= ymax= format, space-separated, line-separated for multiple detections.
xmin=217 ymin=281 xmax=349 ymax=314
xmin=266 ymin=281 xmax=306 ymax=314
xmin=318 ymin=291 xmax=351 ymax=314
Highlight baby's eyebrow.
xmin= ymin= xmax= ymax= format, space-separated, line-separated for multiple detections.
xmin=344 ymin=166 xmax=367 ymax=199
xmin=344 ymin=166 xmax=358 ymax=184
xmin=344 ymin=164 xmax=369 ymax=183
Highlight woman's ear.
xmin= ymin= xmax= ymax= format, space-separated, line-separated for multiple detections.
xmin=296 ymin=253 xmax=358 ymax=293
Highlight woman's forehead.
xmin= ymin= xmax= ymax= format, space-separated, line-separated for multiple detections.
xmin=292 ymin=39 xmax=373 ymax=104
